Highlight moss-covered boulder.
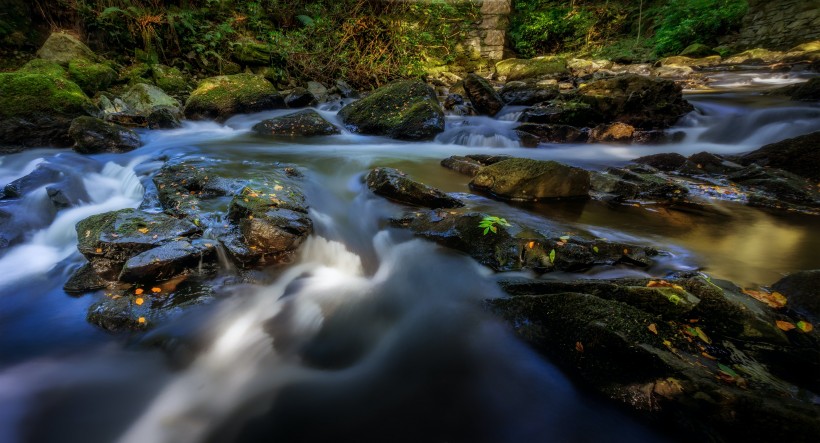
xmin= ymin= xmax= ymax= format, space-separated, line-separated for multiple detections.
xmin=499 ymin=81 xmax=559 ymax=106
xmin=518 ymin=99 xmax=603 ymax=127
xmin=252 ymin=110 xmax=339 ymax=137
xmin=741 ymin=131 xmax=820 ymax=181
xmin=35 ymin=31 xmax=98 ymax=66
xmin=723 ymin=48 xmax=785 ymax=65
xmin=151 ymin=64 xmax=191 ymax=99
xmin=0 ymin=71 xmax=97 ymax=148
xmin=470 ymin=158 xmax=590 ymax=201
xmin=463 ymin=73 xmax=504 ymax=116
xmin=337 ymin=80 xmax=445 ymax=140
xmin=679 ymin=43 xmax=718 ymax=58
xmin=121 ymin=83 xmax=181 ymax=116
xmin=17 ymin=59 xmax=67 ymax=78
xmin=365 ymin=167 xmax=463 ymax=209
xmin=577 ymin=74 xmax=694 ymax=129
xmin=69 ymin=116 xmax=141 ymax=154
xmin=67 ymin=59 xmax=117 ymax=95
xmin=494 ymin=57 xmax=569 ymax=82
xmin=184 ymin=73 xmax=284 ymax=120
xmin=231 ymin=39 xmax=271 ymax=66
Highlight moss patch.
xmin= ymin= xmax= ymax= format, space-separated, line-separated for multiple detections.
xmin=0 ymin=72 xmax=94 ymax=118
xmin=184 ymin=73 xmax=282 ymax=120
xmin=17 ymin=59 xmax=67 ymax=78
xmin=68 ymin=59 xmax=117 ymax=95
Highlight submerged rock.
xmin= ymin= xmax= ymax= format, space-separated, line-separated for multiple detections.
xmin=69 ymin=116 xmax=141 ymax=154
xmin=463 ymin=73 xmax=504 ymax=116
xmin=252 ymin=110 xmax=339 ymax=137
xmin=470 ymin=158 xmax=590 ymax=201
xmin=337 ymin=80 xmax=444 ymax=140
xmin=365 ymin=167 xmax=463 ymax=209
xmin=741 ymin=131 xmax=820 ymax=181
xmin=184 ymin=73 xmax=284 ymax=120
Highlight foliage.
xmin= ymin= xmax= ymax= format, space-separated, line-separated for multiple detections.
xmin=651 ymin=0 xmax=747 ymax=56
xmin=478 ymin=215 xmax=511 ymax=235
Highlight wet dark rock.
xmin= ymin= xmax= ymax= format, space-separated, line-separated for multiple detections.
xmin=284 ymin=87 xmax=318 ymax=108
xmin=76 ymin=208 xmax=201 ymax=280
xmin=153 ymin=162 xmax=239 ymax=218
xmin=69 ymin=117 xmax=141 ymax=154
xmin=463 ymin=73 xmax=504 ymax=116
xmin=514 ymin=123 xmax=587 ymax=144
xmin=772 ymin=270 xmax=820 ymax=322
xmin=769 ymin=77 xmax=820 ymax=101
xmin=593 ymin=166 xmax=689 ymax=201
xmin=741 ymin=131 xmax=820 ymax=181
xmin=147 ymin=107 xmax=181 ymax=129
xmin=499 ymin=81 xmax=559 ymax=105
xmin=338 ymin=80 xmax=444 ymax=140
xmin=633 ymin=153 xmax=687 ymax=171
xmin=392 ymin=209 xmax=658 ymax=273
xmin=63 ymin=263 xmax=107 ymax=294
xmin=440 ymin=156 xmax=482 ymax=177
xmin=679 ymin=152 xmax=742 ymax=176
xmin=2 ymin=164 xmax=63 ymax=198
xmin=119 ymin=240 xmax=217 ymax=283
xmin=577 ymin=74 xmax=694 ymax=129
xmin=46 ymin=179 xmax=90 ymax=209
xmin=633 ymin=130 xmax=683 ymax=145
xmin=87 ymin=296 xmax=148 ymax=332
xmin=365 ymin=167 xmax=463 ymax=209
xmin=443 ymin=93 xmax=464 ymax=110
xmin=588 ymin=122 xmax=635 ymax=143
xmin=252 ymin=110 xmax=340 ymax=137
xmin=334 ymin=79 xmax=358 ymax=98
xmin=470 ymin=158 xmax=590 ymax=201
xmin=519 ymin=100 xmax=604 ymax=127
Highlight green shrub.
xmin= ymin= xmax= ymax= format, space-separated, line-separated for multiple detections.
xmin=652 ymin=0 xmax=747 ymax=56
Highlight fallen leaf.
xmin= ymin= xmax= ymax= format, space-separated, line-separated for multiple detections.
xmin=135 ymin=297 xmax=144 ymax=306
xmin=575 ymin=341 xmax=584 ymax=353
xmin=776 ymin=320 xmax=796 ymax=331
xmin=135 ymin=288 xmax=144 ymax=295
xmin=527 ymin=241 xmax=535 ymax=249
xmin=648 ymin=323 xmax=658 ymax=335
xmin=559 ymin=235 xmax=570 ymax=241
xmin=718 ymin=363 xmax=738 ymax=378
xmin=653 ymin=378 xmax=684 ymax=398
xmin=95 ymin=248 xmax=102 ymax=253
xmin=742 ymin=288 xmax=786 ymax=308
xmin=592 ymin=246 xmax=599 ymax=254
xmin=701 ymin=352 xmax=717 ymax=360
xmin=138 ymin=317 xmax=146 ymax=324
xmin=151 ymin=287 xmax=161 ymax=293
xmin=693 ymin=326 xmax=711 ymax=344
xmin=549 ymin=249 xmax=556 ymax=264
xmin=137 ymin=227 xmax=149 ymax=234
xmin=647 ymin=280 xmax=685 ymax=291
xmin=797 ymin=321 xmax=813 ymax=333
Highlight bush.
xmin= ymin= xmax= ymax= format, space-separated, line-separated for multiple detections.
xmin=652 ymin=0 xmax=747 ymax=56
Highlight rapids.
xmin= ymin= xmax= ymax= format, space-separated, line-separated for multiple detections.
xmin=0 ymin=70 xmax=818 ymax=442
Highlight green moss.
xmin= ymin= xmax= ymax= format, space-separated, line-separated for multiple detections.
xmin=118 ymin=63 xmax=152 ymax=86
xmin=68 ymin=59 xmax=117 ymax=95
xmin=0 ymin=72 xmax=94 ymax=118
xmin=17 ymin=59 xmax=67 ymax=78
xmin=151 ymin=65 xmax=190 ymax=98
xmin=495 ymin=57 xmax=568 ymax=81
xmin=184 ymin=73 xmax=281 ymax=119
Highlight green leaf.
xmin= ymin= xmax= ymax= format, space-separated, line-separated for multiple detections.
xmin=297 ymin=15 xmax=315 ymax=27
xmin=490 ymin=225 xmax=497 ymax=233
xmin=560 ymin=235 xmax=570 ymax=241
xmin=592 ymin=246 xmax=599 ymax=254
xmin=549 ymin=249 xmax=556 ymax=264
xmin=718 ymin=363 xmax=738 ymax=378
xmin=483 ymin=227 xmax=489 ymax=235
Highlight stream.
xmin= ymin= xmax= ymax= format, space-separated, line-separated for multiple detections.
xmin=0 ymin=70 xmax=819 ymax=442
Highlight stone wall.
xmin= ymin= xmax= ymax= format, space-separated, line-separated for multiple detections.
xmin=735 ymin=0 xmax=820 ymax=50
xmin=465 ymin=0 xmax=511 ymax=61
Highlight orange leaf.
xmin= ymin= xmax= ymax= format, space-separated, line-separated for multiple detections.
xmin=137 ymin=227 xmax=149 ymax=234
xmin=135 ymin=288 xmax=144 ymax=295
xmin=742 ymin=288 xmax=787 ymax=308
xmin=776 ymin=320 xmax=796 ymax=331
xmin=648 ymin=323 xmax=658 ymax=335
xmin=796 ymin=321 xmax=813 ymax=333
xmin=701 ymin=352 xmax=717 ymax=360
xmin=151 ymin=287 xmax=161 ymax=293
xmin=575 ymin=341 xmax=584 ymax=353
xmin=135 ymin=297 xmax=144 ymax=306
xmin=527 ymin=241 xmax=535 ymax=249
xmin=95 ymin=248 xmax=102 ymax=253
xmin=138 ymin=317 xmax=146 ymax=324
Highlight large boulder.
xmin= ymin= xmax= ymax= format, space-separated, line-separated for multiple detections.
xmin=518 ymin=100 xmax=603 ymax=127
xmin=365 ymin=167 xmax=463 ymax=209
xmin=741 ymin=131 xmax=820 ymax=181
xmin=499 ymin=81 xmax=559 ymax=105
xmin=183 ymin=73 xmax=284 ymax=120
xmin=252 ymin=110 xmax=339 ymax=137
xmin=494 ymin=57 xmax=569 ymax=82
xmin=679 ymin=43 xmax=718 ymax=58
xmin=462 ymin=73 xmax=504 ymax=116
xmin=337 ymin=80 xmax=444 ymax=140
xmin=470 ymin=158 xmax=590 ymax=201
xmin=35 ymin=31 xmax=98 ymax=66
xmin=577 ymin=74 xmax=693 ymax=129
xmin=69 ymin=116 xmax=141 ymax=154
xmin=588 ymin=122 xmax=635 ymax=143
xmin=67 ymin=58 xmax=117 ymax=95
xmin=0 ymin=71 xmax=96 ymax=148
xmin=769 ymin=77 xmax=820 ymax=101
xmin=121 ymin=83 xmax=181 ymax=116
xmin=514 ymin=123 xmax=587 ymax=145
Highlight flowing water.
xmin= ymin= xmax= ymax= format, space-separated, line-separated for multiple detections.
xmin=0 ymin=71 xmax=819 ymax=442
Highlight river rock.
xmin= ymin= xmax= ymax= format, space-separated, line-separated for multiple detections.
xmin=365 ymin=167 xmax=463 ymax=209
xmin=153 ymin=161 xmax=238 ymax=219
xmin=252 ymin=110 xmax=339 ymax=137
xmin=577 ymin=74 xmax=694 ymax=129
xmin=730 ymin=165 xmax=818 ymax=206
xmin=588 ymin=122 xmax=635 ymax=143
xmin=514 ymin=123 xmax=587 ymax=145
xmin=392 ymin=209 xmax=659 ymax=273
xmin=463 ymin=73 xmax=504 ymax=116
xmin=494 ymin=57 xmax=569 ymax=82
xmin=69 ymin=116 xmax=141 ymax=154
xmin=63 ymin=263 xmax=108 ymax=294
xmin=75 ymin=208 xmax=202 ymax=280
xmin=470 ymin=158 xmax=590 ymax=201
xmin=334 ymin=79 xmax=358 ymax=98
xmin=591 ymin=166 xmax=688 ymax=201
xmin=151 ymin=64 xmax=191 ymax=99
xmin=121 ymin=83 xmax=181 ymax=116
xmin=499 ymin=81 xmax=559 ymax=105
xmin=518 ymin=100 xmax=603 ymax=127
xmin=119 ymin=240 xmax=217 ymax=283
xmin=337 ymin=80 xmax=444 ymax=140
xmin=2 ymin=163 xmax=63 ymax=198
xmin=35 ymin=31 xmax=99 ymax=66
xmin=633 ymin=153 xmax=687 ymax=171
xmin=770 ymin=77 xmax=820 ymax=101
xmin=67 ymin=58 xmax=117 ymax=95
xmin=740 ymin=131 xmax=820 ymax=181
xmin=679 ymin=43 xmax=718 ymax=58
xmin=772 ymin=270 xmax=820 ymax=322
xmin=0 ymin=71 xmax=97 ymax=148
xmin=184 ymin=73 xmax=285 ymax=120
xmin=284 ymin=87 xmax=318 ymax=108
xmin=679 ymin=151 xmax=742 ymax=176
xmin=567 ymin=58 xmax=613 ymax=77
xmin=440 ymin=154 xmax=511 ymax=177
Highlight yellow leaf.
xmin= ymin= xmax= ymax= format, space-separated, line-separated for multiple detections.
xmin=151 ymin=287 xmax=161 ymax=293
xmin=135 ymin=288 xmax=144 ymax=295
xmin=776 ymin=320 xmax=796 ymax=331
xmin=648 ymin=323 xmax=658 ymax=335
xmin=274 ymin=185 xmax=284 ymax=191
xmin=95 ymin=248 xmax=102 ymax=253
xmin=137 ymin=227 xmax=149 ymax=234
xmin=742 ymin=288 xmax=787 ymax=308
xmin=527 ymin=241 xmax=535 ymax=249
xmin=138 ymin=317 xmax=146 ymax=324
xmin=694 ymin=326 xmax=711 ymax=344
xmin=135 ymin=297 xmax=144 ymax=306
xmin=797 ymin=321 xmax=813 ymax=333
xmin=701 ymin=352 xmax=717 ymax=360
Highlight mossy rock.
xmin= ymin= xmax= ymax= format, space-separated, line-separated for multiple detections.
xmin=121 ymin=83 xmax=181 ymax=116
xmin=519 ymin=99 xmax=604 ymax=127
xmin=788 ymin=40 xmax=820 ymax=53
xmin=470 ymin=158 xmax=590 ymax=201
xmin=118 ymin=63 xmax=152 ymax=86
xmin=35 ymin=31 xmax=98 ymax=66
xmin=231 ymin=39 xmax=271 ymax=66
xmin=365 ymin=167 xmax=463 ymax=209
xmin=17 ymin=59 xmax=67 ymax=78
xmin=494 ymin=57 xmax=569 ymax=82
xmin=0 ymin=71 xmax=97 ymax=148
xmin=184 ymin=73 xmax=284 ymax=121
xmin=679 ymin=43 xmax=718 ymax=58
xmin=68 ymin=59 xmax=117 ymax=95
xmin=337 ymin=80 xmax=444 ymax=140
xmin=723 ymin=48 xmax=785 ymax=65
xmin=252 ymin=110 xmax=340 ymax=137
xmin=69 ymin=116 xmax=141 ymax=154
xmin=151 ymin=64 xmax=191 ymax=98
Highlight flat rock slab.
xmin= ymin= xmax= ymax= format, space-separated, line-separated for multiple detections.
xmin=366 ymin=167 xmax=463 ymax=209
